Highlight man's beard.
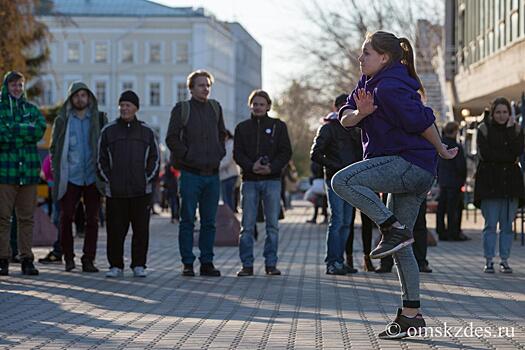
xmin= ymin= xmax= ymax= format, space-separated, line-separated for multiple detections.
xmin=72 ymin=100 xmax=88 ymax=111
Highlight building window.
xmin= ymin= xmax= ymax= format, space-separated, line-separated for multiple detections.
xmin=95 ymin=81 xmax=107 ymax=106
xmin=122 ymin=81 xmax=133 ymax=91
xmin=67 ymin=42 xmax=81 ymax=63
xmin=94 ymin=42 xmax=109 ymax=63
xmin=510 ymin=11 xmax=519 ymax=41
xmin=40 ymin=79 xmax=54 ymax=106
xmin=149 ymin=43 xmax=162 ymax=63
xmin=149 ymin=82 xmax=161 ymax=106
xmin=177 ymin=82 xmax=188 ymax=102
xmin=121 ymin=42 xmax=134 ymax=63
xmin=176 ymin=42 xmax=189 ymax=64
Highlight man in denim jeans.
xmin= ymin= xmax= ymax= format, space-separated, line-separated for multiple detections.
xmin=166 ymin=70 xmax=227 ymax=277
xmin=311 ymin=94 xmax=363 ymax=275
xmin=234 ymin=90 xmax=292 ymax=276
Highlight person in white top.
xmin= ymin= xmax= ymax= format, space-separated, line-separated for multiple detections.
xmin=219 ymin=130 xmax=240 ymax=211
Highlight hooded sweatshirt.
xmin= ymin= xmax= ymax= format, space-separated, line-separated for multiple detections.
xmin=338 ymin=62 xmax=437 ymax=175
xmin=0 ymin=72 xmax=47 ymax=185
xmin=50 ymin=82 xmax=107 ymax=200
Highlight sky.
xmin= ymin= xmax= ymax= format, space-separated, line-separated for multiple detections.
xmin=153 ymin=0 xmax=309 ymax=97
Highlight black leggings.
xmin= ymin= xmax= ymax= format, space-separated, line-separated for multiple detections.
xmin=346 ymin=208 xmax=373 ymax=256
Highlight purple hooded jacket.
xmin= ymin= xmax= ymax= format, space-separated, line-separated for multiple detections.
xmin=338 ymin=62 xmax=438 ymax=175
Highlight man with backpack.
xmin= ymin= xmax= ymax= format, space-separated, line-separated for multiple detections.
xmin=47 ymin=82 xmax=107 ymax=272
xmin=166 ymin=70 xmax=227 ymax=277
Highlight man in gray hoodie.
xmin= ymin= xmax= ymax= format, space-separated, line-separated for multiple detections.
xmin=48 ymin=82 xmax=107 ymax=272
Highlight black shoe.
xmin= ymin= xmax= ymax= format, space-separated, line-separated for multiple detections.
xmin=0 ymin=259 xmax=8 ymax=276
xmin=378 ymin=308 xmax=426 ymax=339
xmin=499 ymin=262 xmax=513 ymax=273
xmin=370 ymin=226 xmax=414 ymax=259
xmin=419 ymin=264 xmax=432 ymax=273
xmin=452 ymin=233 xmax=471 ymax=241
xmin=10 ymin=255 xmax=21 ymax=264
xmin=344 ymin=258 xmax=358 ymax=274
xmin=484 ymin=262 xmax=495 ymax=273
xmin=38 ymin=252 xmax=62 ymax=264
xmin=200 ymin=263 xmax=221 ymax=276
xmin=265 ymin=266 xmax=281 ymax=275
xmin=363 ymin=255 xmax=375 ymax=272
xmin=237 ymin=266 xmax=254 ymax=277
xmin=306 ymin=219 xmax=316 ymax=224
xmin=375 ymin=265 xmax=393 ymax=273
xmin=439 ymin=236 xmax=449 ymax=241
xmin=182 ymin=264 xmax=195 ymax=276
xmin=21 ymin=259 xmax=39 ymax=276
xmin=326 ymin=264 xmax=346 ymax=275
xmin=65 ymin=259 xmax=76 ymax=272
xmin=81 ymin=258 xmax=99 ymax=273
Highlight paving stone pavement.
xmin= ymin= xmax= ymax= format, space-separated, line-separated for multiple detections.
xmin=1 ymin=201 xmax=524 ymax=349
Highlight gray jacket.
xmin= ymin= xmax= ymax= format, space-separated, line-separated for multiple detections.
xmin=50 ymin=82 xmax=107 ymax=200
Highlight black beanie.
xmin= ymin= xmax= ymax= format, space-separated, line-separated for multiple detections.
xmin=119 ymin=90 xmax=140 ymax=109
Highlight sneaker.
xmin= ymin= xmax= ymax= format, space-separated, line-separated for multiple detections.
xmin=133 ymin=266 xmax=147 ymax=277
xmin=326 ymin=264 xmax=346 ymax=275
xmin=182 ymin=264 xmax=195 ymax=277
xmin=200 ymin=263 xmax=221 ymax=276
xmin=499 ymin=262 xmax=513 ymax=273
xmin=38 ymin=252 xmax=62 ymax=264
xmin=378 ymin=308 xmax=426 ymax=339
xmin=0 ymin=259 xmax=9 ymax=276
xmin=65 ymin=259 xmax=76 ymax=272
xmin=106 ymin=267 xmax=123 ymax=278
xmin=265 ymin=266 xmax=281 ymax=275
xmin=21 ymin=259 xmax=39 ymax=276
xmin=81 ymin=258 xmax=99 ymax=273
xmin=370 ymin=226 xmax=414 ymax=259
xmin=237 ymin=266 xmax=254 ymax=277
xmin=484 ymin=262 xmax=495 ymax=273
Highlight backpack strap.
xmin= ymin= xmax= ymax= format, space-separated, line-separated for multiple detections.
xmin=208 ymin=99 xmax=220 ymax=124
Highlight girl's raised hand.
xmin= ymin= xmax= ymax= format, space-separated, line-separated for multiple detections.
xmin=353 ymin=88 xmax=377 ymax=117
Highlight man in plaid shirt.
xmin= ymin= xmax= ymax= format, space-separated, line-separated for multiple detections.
xmin=0 ymin=71 xmax=46 ymax=276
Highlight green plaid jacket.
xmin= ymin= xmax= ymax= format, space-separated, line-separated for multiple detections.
xmin=0 ymin=74 xmax=46 ymax=185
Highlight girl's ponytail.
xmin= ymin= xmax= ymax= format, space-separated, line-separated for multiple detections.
xmin=398 ymin=37 xmax=425 ymax=97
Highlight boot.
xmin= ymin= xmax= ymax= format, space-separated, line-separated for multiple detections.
xmin=21 ymin=259 xmax=39 ymax=276
xmin=81 ymin=257 xmax=99 ymax=273
xmin=363 ymin=255 xmax=375 ymax=272
xmin=344 ymin=257 xmax=358 ymax=273
xmin=0 ymin=259 xmax=8 ymax=276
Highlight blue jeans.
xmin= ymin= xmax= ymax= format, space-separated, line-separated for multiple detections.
xmin=178 ymin=170 xmax=220 ymax=265
xmin=239 ymin=180 xmax=281 ymax=267
xmin=326 ymin=184 xmax=353 ymax=267
xmin=332 ymin=156 xmax=434 ymax=308
xmin=221 ymin=175 xmax=238 ymax=211
xmin=480 ymin=198 xmax=518 ymax=261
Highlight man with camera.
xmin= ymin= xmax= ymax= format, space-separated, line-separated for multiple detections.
xmin=233 ymin=90 xmax=292 ymax=276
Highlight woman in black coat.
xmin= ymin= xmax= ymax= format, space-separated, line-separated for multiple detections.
xmin=474 ymin=97 xmax=524 ymax=274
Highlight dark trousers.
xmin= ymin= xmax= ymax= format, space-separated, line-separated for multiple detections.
xmin=60 ymin=183 xmax=100 ymax=261
xmin=106 ymin=195 xmax=151 ymax=269
xmin=381 ymin=201 xmax=428 ymax=268
xmin=346 ymin=208 xmax=373 ymax=256
xmin=436 ymin=186 xmax=462 ymax=239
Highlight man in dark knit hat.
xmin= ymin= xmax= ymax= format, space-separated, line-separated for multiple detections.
xmin=97 ymin=90 xmax=160 ymax=278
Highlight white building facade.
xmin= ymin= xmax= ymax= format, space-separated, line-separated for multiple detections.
xmin=38 ymin=0 xmax=262 ymax=141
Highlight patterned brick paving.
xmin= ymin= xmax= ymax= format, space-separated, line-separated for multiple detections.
xmin=1 ymin=202 xmax=524 ymax=349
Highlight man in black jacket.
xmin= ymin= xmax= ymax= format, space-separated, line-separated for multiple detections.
xmin=437 ymin=121 xmax=467 ymax=241
xmin=165 ymin=70 xmax=226 ymax=277
xmin=310 ymin=94 xmax=363 ymax=275
xmin=234 ymin=90 xmax=292 ymax=276
xmin=98 ymin=90 xmax=160 ymax=278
